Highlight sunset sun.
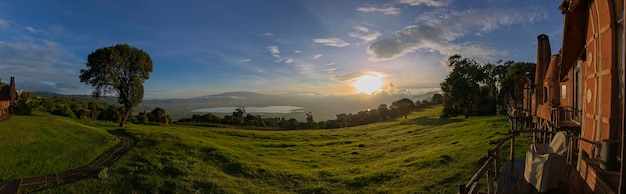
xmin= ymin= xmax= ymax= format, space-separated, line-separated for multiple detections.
xmin=352 ymin=73 xmax=384 ymax=94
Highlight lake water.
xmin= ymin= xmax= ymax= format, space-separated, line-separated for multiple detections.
xmin=191 ymin=106 xmax=304 ymax=114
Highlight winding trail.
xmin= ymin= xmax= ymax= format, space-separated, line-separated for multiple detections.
xmin=0 ymin=129 xmax=136 ymax=194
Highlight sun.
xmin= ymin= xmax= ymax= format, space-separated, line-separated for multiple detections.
xmin=352 ymin=74 xmax=384 ymax=94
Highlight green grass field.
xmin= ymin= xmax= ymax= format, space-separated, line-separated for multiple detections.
xmin=4 ymin=106 xmax=533 ymax=193
xmin=0 ymin=112 xmax=119 ymax=180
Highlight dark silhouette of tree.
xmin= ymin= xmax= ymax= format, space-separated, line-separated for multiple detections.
xmin=391 ymin=98 xmax=416 ymax=119
xmin=501 ymin=62 xmax=535 ymax=88
xmin=151 ymin=107 xmax=165 ymax=117
xmin=377 ymin=104 xmax=390 ymax=120
xmin=303 ymin=111 xmax=318 ymax=129
xmin=414 ymin=100 xmax=423 ymax=109
xmin=79 ymin=44 xmax=153 ymax=127
xmin=233 ymin=106 xmax=246 ymax=117
xmin=430 ymin=93 xmax=444 ymax=104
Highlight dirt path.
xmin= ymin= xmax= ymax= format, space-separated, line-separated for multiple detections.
xmin=0 ymin=129 xmax=136 ymax=194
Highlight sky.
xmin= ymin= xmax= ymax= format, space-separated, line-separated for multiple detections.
xmin=0 ymin=0 xmax=564 ymax=99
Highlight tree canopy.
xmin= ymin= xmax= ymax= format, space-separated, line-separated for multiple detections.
xmin=440 ymin=54 xmax=520 ymax=117
xmin=79 ymin=44 xmax=153 ymax=127
xmin=391 ymin=98 xmax=416 ymax=119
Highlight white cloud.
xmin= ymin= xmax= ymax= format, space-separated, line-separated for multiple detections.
xmin=263 ymin=32 xmax=274 ymax=36
xmin=267 ymin=45 xmax=281 ymax=59
xmin=294 ymin=50 xmax=302 ymax=53
xmin=398 ymin=0 xmax=451 ymax=7
xmin=0 ymin=18 xmax=9 ymax=29
xmin=367 ymin=7 xmax=544 ymax=61
xmin=312 ymin=54 xmax=322 ymax=60
xmin=354 ymin=26 xmax=370 ymax=33
xmin=25 ymin=26 xmax=40 ymax=34
xmin=356 ymin=6 xmax=400 ymax=15
xmin=267 ymin=45 xmax=280 ymax=55
xmin=350 ymin=26 xmax=381 ymax=43
xmin=313 ymin=37 xmax=350 ymax=47
xmin=285 ymin=58 xmax=294 ymax=63
xmin=241 ymin=59 xmax=251 ymax=63
xmin=0 ymin=40 xmax=83 ymax=93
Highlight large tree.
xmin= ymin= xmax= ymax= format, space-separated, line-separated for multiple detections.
xmin=391 ymin=98 xmax=416 ymax=119
xmin=440 ymin=55 xmax=518 ymax=117
xmin=79 ymin=44 xmax=153 ymax=127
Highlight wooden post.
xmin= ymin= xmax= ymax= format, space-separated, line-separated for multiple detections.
xmin=487 ymin=167 xmax=494 ymax=194
xmin=494 ymin=149 xmax=500 ymax=178
xmin=459 ymin=184 xmax=467 ymax=194
xmin=510 ymin=135 xmax=515 ymax=171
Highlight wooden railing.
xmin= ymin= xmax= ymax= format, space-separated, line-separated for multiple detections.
xmin=459 ymin=131 xmax=518 ymax=194
xmin=459 ymin=126 xmax=597 ymax=193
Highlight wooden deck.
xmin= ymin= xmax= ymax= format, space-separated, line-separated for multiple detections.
xmin=496 ymin=158 xmax=594 ymax=194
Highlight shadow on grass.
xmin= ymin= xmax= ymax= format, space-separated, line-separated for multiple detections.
xmin=400 ymin=116 xmax=462 ymax=126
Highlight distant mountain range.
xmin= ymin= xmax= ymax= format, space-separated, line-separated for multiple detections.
xmin=31 ymin=90 xmax=440 ymax=121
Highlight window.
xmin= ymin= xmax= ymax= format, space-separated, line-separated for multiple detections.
xmin=574 ymin=61 xmax=581 ymax=120
xmin=543 ymin=87 xmax=549 ymax=104
xmin=561 ymin=85 xmax=567 ymax=99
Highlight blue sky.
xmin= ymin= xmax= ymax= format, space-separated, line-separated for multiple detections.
xmin=0 ymin=0 xmax=563 ymax=99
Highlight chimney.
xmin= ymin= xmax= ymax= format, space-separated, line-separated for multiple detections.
xmin=534 ymin=35 xmax=551 ymax=113
xmin=9 ymin=77 xmax=16 ymax=106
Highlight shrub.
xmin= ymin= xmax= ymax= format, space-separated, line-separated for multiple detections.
xmin=98 ymin=167 xmax=109 ymax=179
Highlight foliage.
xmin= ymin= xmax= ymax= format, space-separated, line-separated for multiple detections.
xmin=391 ymin=98 xmax=416 ymax=119
xmin=134 ymin=107 xmax=170 ymax=125
xmin=79 ymin=43 xmax=153 ymax=127
xmin=500 ymin=62 xmax=536 ymax=89
xmin=430 ymin=93 xmax=444 ymax=104
xmin=98 ymin=167 xmax=109 ymax=179
xmin=440 ymin=55 xmax=515 ymax=117
xmin=13 ymin=92 xmax=32 ymax=115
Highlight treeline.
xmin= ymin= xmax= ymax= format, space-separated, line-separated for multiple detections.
xmin=177 ymin=94 xmax=443 ymax=130
xmin=15 ymin=91 xmax=444 ymax=130
xmin=440 ymin=54 xmax=534 ymax=117
xmin=20 ymin=92 xmax=169 ymax=125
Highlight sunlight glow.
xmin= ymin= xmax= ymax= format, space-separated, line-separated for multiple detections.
xmin=352 ymin=73 xmax=384 ymax=94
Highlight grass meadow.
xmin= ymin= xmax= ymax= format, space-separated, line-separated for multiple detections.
xmin=2 ymin=106 xmax=533 ymax=193
xmin=0 ymin=112 xmax=119 ymax=180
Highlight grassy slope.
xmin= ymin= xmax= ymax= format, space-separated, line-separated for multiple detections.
xmin=43 ymin=106 xmax=531 ymax=193
xmin=0 ymin=112 xmax=119 ymax=180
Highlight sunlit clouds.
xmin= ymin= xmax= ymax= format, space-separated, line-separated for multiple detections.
xmin=352 ymin=72 xmax=384 ymax=94
xmin=313 ymin=38 xmax=350 ymax=47
xmin=356 ymin=6 xmax=400 ymax=15
xmin=350 ymin=26 xmax=381 ymax=44
xmin=367 ymin=7 xmax=549 ymax=61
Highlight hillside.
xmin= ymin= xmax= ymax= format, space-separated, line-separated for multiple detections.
xmin=0 ymin=112 xmax=119 ymax=180
xmin=8 ymin=106 xmax=528 ymax=193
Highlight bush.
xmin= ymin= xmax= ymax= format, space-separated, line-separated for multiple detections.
xmin=13 ymin=98 xmax=32 ymax=115
xmin=98 ymin=167 xmax=109 ymax=179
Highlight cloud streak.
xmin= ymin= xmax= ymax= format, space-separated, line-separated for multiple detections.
xmin=349 ymin=26 xmax=381 ymax=43
xmin=313 ymin=37 xmax=350 ymax=47
xmin=356 ymin=6 xmax=400 ymax=15
xmin=398 ymin=0 xmax=451 ymax=7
